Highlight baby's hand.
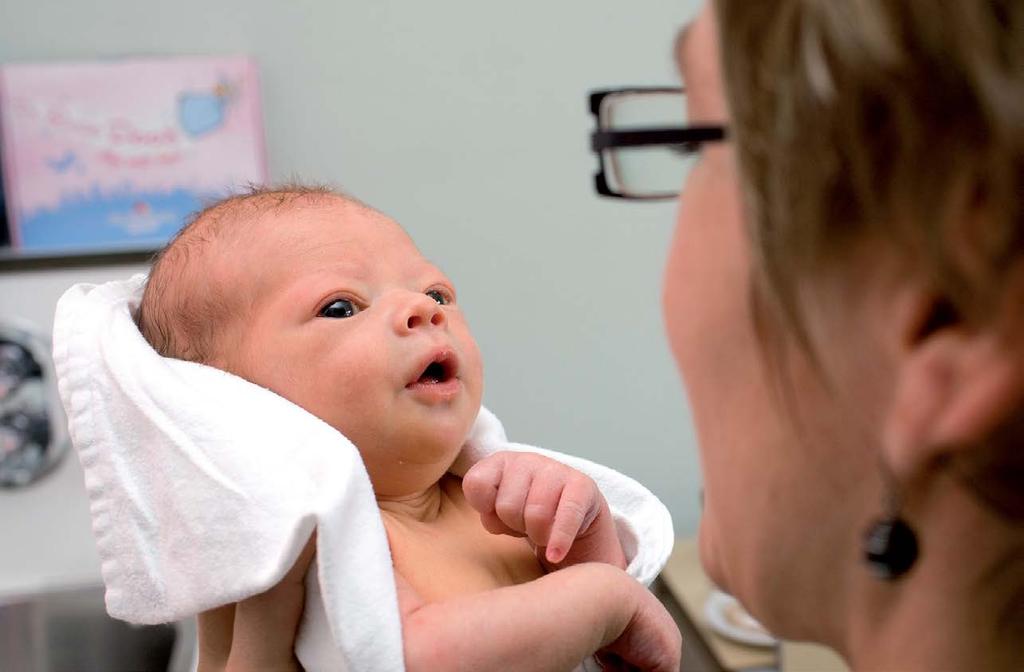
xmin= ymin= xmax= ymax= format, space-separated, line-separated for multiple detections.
xmin=462 ymin=451 xmax=626 ymax=569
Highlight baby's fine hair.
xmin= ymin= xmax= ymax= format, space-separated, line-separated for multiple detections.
xmin=136 ymin=183 xmax=347 ymax=365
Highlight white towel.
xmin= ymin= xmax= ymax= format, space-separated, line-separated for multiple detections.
xmin=52 ymin=274 xmax=675 ymax=672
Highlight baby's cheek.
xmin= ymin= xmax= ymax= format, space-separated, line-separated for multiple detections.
xmin=456 ymin=326 xmax=484 ymax=391
xmin=332 ymin=373 xmax=381 ymax=428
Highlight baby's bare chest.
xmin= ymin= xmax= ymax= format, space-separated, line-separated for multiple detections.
xmin=383 ymin=500 xmax=545 ymax=603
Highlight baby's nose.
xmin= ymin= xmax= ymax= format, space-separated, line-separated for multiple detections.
xmin=398 ymin=294 xmax=446 ymax=333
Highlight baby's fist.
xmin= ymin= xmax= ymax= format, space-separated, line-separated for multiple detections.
xmin=462 ymin=451 xmax=625 ymax=568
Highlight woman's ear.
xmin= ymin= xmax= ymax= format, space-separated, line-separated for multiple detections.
xmin=883 ymin=289 xmax=1024 ymax=483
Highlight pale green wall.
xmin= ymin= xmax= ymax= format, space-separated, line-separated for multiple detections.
xmin=0 ymin=0 xmax=704 ymax=593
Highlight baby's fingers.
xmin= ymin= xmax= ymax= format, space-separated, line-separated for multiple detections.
xmin=493 ymin=464 xmax=535 ymax=533
xmin=546 ymin=475 xmax=599 ymax=564
xmin=462 ymin=455 xmax=505 ymax=515
xmin=464 ymin=453 xmax=533 ymax=536
xmin=522 ymin=470 xmax=564 ymax=548
xmin=479 ymin=510 xmax=527 ymax=537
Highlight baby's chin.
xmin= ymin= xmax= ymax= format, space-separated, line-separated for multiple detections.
xmin=405 ymin=405 xmax=480 ymax=454
xmin=354 ymin=430 xmax=468 ymax=484
xmin=363 ymin=444 xmax=467 ymax=500
xmin=399 ymin=432 xmax=469 ymax=471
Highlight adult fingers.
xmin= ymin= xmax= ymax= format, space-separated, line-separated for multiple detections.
xmin=225 ymin=533 xmax=317 ymax=672
xmin=595 ymin=652 xmax=641 ymax=672
xmin=600 ymin=587 xmax=682 ymax=672
xmin=196 ymin=604 xmax=235 ymax=672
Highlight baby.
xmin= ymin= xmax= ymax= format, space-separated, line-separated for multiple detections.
xmin=135 ymin=186 xmax=679 ymax=671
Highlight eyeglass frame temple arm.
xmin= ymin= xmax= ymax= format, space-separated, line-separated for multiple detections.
xmin=591 ymin=126 xmax=727 ymax=153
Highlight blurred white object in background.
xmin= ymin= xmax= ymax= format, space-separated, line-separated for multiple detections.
xmin=703 ymin=587 xmax=779 ymax=648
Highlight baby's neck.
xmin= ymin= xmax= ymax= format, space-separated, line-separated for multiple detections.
xmin=377 ymin=474 xmax=461 ymax=524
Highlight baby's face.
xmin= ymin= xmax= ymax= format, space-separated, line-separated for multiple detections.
xmin=223 ymin=197 xmax=484 ymax=497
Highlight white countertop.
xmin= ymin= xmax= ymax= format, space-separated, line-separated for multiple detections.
xmin=0 ymin=451 xmax=103 ymax=600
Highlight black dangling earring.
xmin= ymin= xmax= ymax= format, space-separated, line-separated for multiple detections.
xmin=863 ymin=516 xmax=919 ymax=580
xmin=863 ymin=479 xmax=919 ymax=580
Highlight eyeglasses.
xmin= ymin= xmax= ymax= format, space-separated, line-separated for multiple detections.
xmin=588 ymin=87 xmax=727 ymax=200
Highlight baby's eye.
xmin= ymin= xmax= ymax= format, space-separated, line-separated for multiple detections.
xmin=319 ymin=298 xmax=359 ymax=319
xmin=426 ymin=289 xmax=450 ymax=305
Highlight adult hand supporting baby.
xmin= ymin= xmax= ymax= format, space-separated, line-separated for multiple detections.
xmin=196 ymin=533 xmax=316 ymax=672
xmin=462 ymin=451 xmax=627 ymax=570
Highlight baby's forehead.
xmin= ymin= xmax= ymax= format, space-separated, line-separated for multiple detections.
xmin=256 ymin=200 xmax=418 ymax=258
xmin=234 ymin=199 xmax=446 ymax=286
xmin=147 ymin=188 xmax=445 ymax=333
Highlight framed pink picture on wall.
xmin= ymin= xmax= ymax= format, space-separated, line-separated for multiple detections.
xmin=0 ymin=56 xmax=268 ymax=253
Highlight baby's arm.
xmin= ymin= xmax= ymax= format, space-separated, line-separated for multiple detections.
xmin=463 ymin=451 xmax=626 ymax=571
xmin=395 ymin=562 xmax=680 ymax=672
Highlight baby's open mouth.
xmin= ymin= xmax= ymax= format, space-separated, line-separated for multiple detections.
xmin=409 ymin=351 xmax=457 ymax=386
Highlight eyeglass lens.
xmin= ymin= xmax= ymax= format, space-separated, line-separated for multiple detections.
xmin=599 ymin=90 xmax=695 ymax=199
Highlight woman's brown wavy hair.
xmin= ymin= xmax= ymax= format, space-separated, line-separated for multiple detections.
xmin=714 ymin=0 xmax=1024 ymax=520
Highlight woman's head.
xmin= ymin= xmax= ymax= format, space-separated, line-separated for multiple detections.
xmin=663 ymin=0 xmax=1024 ymax=655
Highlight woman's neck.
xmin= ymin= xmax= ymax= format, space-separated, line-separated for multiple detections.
xmin=849 ymin=571 xmax=1022 ymax=671
xmin=844 ymin=480 xmax=1024 ymax=671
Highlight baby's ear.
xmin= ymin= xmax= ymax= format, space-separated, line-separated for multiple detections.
xmin=883 ymin=293 xmax=1024 ymax=482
